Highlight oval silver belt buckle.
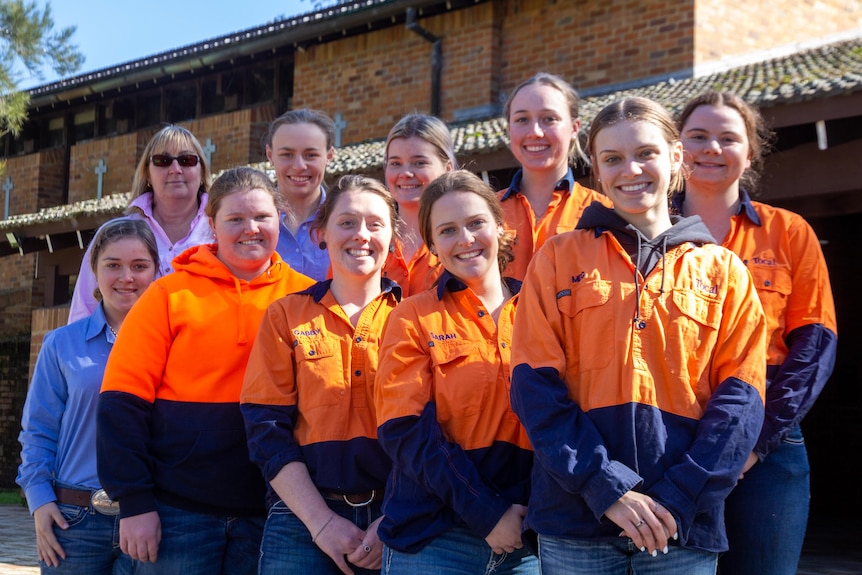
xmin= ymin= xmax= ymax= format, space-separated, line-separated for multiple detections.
xmin=91 ymin=489 xmax=120 ymax=516
xmin=342 ymin=490 xmax=375 ymax=508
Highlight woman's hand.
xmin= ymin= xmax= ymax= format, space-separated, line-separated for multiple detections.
xmin=346 ymin=515 xmax=384 ymax=570
xmin=312 ymin=513 xmax=366 ymax=575
xmin=606 ymin=491 xmax=677 ymax=556
xmin=485 ymin=504 xmax=527 ymax=554
xmin=33 ymin=502 xmax=67 ymax=567
xmin=739 ymin=451 xmax=759 ymax=479
xmin=119 ymin=511 xmax=161 ymax=563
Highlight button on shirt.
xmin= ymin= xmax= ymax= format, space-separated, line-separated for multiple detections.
xmin=17 ymin=305 xmax=115 ymax=513
xmin=276 ymin=189 xmax=330 ymax=281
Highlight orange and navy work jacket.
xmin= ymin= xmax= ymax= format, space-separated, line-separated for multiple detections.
xmin=240 ymin=279 xmax=401 ymax=509
xmin=375 ymin=272 xmax=533 ymax=553
xmin=381 ymin=238 xmax=441 ymax=297
xmin=497 ymin=168 xmax=610 ymax=281
xmin=97 ymin=245 xmax=315 ymax=519
xmin=672 ymin=190 xmax=837 ymax=458
xmin=510 ymin=213 xmax=767 ymax=553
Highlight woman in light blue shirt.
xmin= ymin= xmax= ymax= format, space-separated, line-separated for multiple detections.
xmin=17 ymin=219 xmax=159 ymax=574
xmin=265 ymin=109 xmax=336 ymax=280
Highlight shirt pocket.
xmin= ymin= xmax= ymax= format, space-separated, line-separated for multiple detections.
xmin=748 ymin=265 xmax=792 ymax=328
xmin=428 ymin=339 xmax=489 ymax=425
xmin=295 ymin=340 xmax=346 ymax=408
xmin=556 ymin=279 xmax=614 ymax=372
xmin=665 ymin=289 xmax=722 ymax=393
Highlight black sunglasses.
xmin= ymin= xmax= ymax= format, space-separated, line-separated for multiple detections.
xmin=150 ymin=154 xmax=200 ymax=168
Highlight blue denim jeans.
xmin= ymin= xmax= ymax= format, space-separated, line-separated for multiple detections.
xmin=720 ymin=425 xmax=811 ymax=575
xmin=45 ymin=502 xmax=134 ymax=575
xmin=537 ymin=535 xmax=717 ymax=575
xmin=134 ymin=499 xmax=264 ymax=575
xmin=259 ymin=498 xmax=383 ymax=575
xmin=382 ymin=526 xmax=538 ymax=575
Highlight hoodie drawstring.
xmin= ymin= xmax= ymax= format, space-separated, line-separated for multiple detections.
xmin=633 ymin=233 xmax=646 ymax=330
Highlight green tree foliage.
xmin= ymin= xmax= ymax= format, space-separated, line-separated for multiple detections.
xmin=0 ymin=0 xmax=83 ymax=138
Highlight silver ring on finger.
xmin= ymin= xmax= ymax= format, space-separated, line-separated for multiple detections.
xmin=635 ymin=519 xmax=646 ymax=528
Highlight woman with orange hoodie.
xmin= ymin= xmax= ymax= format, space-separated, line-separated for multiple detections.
xmin=96 ymin=167 xmax=314 ymax=575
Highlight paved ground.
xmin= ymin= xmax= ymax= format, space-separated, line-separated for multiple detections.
xmin=1 ymin=502 xmax=861 ymax=574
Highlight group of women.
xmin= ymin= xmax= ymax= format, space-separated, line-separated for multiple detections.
xmin=17 ymin=71 xmax=835 ymax=575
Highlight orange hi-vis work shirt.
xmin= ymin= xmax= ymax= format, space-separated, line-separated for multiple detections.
xmin=381 ymin=238 xmax=442 ymax=297
xmin=97 ymin=245 xmax=314 ymax=519
xmin=673 ymin=190 xmax=838 ymax=458
xmin=375 ymin=272 xmax=532 ymax=553
xmin=510 ymin=209 xmax=767 ymax=552
xmin=497 ymin=168 xmax=610 ymax=281
xmin=240 ymin=279 xmax=400 ymax=507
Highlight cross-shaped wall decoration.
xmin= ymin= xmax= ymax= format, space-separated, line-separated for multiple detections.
xmin=2 ymin=176 xmax=13 ymax=220
xmin=95 ymin=159 xmax=108 ymax=200
xmin=333 ymin=113 xmax=347 ymax=148
xmin=203 ymin=138 xmax=217 ymax=167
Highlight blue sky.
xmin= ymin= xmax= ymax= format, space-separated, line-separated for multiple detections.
xmin=20 ymin=0 xmax=312 ymax=88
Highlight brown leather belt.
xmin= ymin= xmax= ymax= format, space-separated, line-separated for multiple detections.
xmin=321 ymin=489 xmax=379 ymax=507
xmin=54 ymin=485 xmax=120 ymax=516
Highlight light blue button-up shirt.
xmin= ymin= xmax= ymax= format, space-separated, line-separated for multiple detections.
xmin=17 ymin=305 xmax=115 ymax=514
xmin=275 ymin=188 xmax=329 ymax=281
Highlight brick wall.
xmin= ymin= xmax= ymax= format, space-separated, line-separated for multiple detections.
xmin=0 ymin=255 xmax=37 ymax=339
xmin=2 ymin=150 xmax=66 ymax=217
xmin=293 ymin=3 xmax=502 ymax=144
xmin=28 ymin=306 xmax=70 ymax=383
xmin=0 ymin=335 xmax=29 ymax=489
xmin=68 ymin=133 xmax=139 ymax=204
xmin=184 ymin=105 xmax=278 ymax=170
xmin=695 ymin=0 xmax=862 ymax=64
xmin=500 ymin=0 xmax=695 ymax=93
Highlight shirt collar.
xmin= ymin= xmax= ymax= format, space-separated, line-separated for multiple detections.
xmin=500 ymin=168 xmax=574 ymax=200
xmin=671 ymin=188 xmax=762 ymax=227
xmin=84 ymin=303 xmax=114 ymax=342
xmin=306 ymin=276 xmax=403 ymax=303
xmin=434 ymin=270 xmax=521 ymax=300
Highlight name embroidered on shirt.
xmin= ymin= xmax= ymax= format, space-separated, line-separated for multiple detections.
xmin=430 ymin=331 xmax=458 ymax=341
xmin=694 ymin=278 xmax=719 ymax=295
xmin=293 ymin=328 xmax=322 ymax=337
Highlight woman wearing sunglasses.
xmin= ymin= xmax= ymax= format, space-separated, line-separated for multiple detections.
xmin=68 ymin=125 xmax=215 ymax=323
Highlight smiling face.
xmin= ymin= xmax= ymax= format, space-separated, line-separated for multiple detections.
xmin=95 ymin=237 xmax=157 ymax=321
xmin=592 ymin=119 xmax=682 ymax=231
xmin=680 ymin=104 xmax=752 ymax=195
xmin=147 ymin=142 xmax=202 ymax=204
xmin=429 ymin=190 xmax=502 ymax=288
xmin=318 ymin=189 xmax=394 ymax=281
xmin=209 ymin=188 xmax=280 ymax=280
xmin=384 ymin=136 xmax=452 ymax=209
xmin=266 ymin=122 xmax=333 ymax=205
xmin=507 ymin=82 xmax=579 ymax=176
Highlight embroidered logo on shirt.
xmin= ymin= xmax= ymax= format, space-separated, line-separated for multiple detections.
xmin=751 ymin=256 xmax=776 ymax=266
xmin=694 ymin=278 xmax=719 ymax=295
xmin=572 ymin=271 xmax=586 ymax=283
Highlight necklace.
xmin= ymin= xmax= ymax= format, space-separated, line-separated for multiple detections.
xmin=108 ymin=325 xmax=118 ymax=337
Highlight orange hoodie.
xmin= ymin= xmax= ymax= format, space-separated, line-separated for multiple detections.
xmin=97 ymin=244 xmax=314 ymax=518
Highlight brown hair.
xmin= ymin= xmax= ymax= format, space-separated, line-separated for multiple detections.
xmin=311 ymin=174 xmax=402 ymax=242
xmin=127 ymin=125 xmax=211 ymax=207
xmin=265 ymin=108 xmax=336 ymax=150
xmin=89 ymin=219 xmax=159 ymax=301
xmin=205 ymin=167 xmax=282 ymax=218
xmin=384 ymin=113 xmax=457 ymax=169
xmin=676 ymin=91 xmax=773 ymax=193
xmin=418 ymin=170 xmax=515 ymax=274
xmin=587 ymin=97 xmax=684 ymax=197
xmin=503 ymin=72 xmax=585 ymax=166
